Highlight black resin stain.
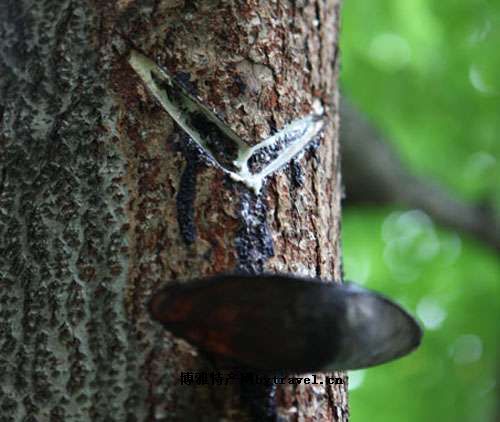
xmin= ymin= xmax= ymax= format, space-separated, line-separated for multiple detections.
xmin=247 ymin=141 xmax=285 ymax=174
xmin=289 ymin=158 xmax=305 ymax=189
xmin=174 ymin=71 xmax=198 ymax=97
xmin=151 ymin=72 xmax=186 ymax=113
xmin=175 ymin=134 xmax=201 ymax=245
xmin=151 ymin=71 xmax=240 ymax=171
xmin=187 ymin=110 xmax=239 ymax=169
xmin=240 ymin=371 xmax=277 ymax=421
xmin=232 ymin=187 xmax=276 ymax=418
xmin=234 ymin=189 xmax=274 ymax=275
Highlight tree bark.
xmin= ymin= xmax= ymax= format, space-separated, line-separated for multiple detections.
xmin=0 ymin=1 xmax=345 ymax=421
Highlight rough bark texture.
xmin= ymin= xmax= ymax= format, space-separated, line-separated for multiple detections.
xmin=0 ymin=0 xmax=345 ymax=421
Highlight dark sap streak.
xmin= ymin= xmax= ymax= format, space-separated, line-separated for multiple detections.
xmin=176 ymin=135 xmax=200 ymax=245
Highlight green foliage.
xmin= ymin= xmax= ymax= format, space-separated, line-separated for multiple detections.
xmin=341 ymin=0 xmax=500 ymax=206
xmin=340 ymin=1 xmax=500 ymax=420
xmin=343 ymin=208 xmax=499 ymax=421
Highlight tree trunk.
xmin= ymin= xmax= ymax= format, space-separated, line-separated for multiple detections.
xmin=0 ymin=1 xmax=345 ymax=421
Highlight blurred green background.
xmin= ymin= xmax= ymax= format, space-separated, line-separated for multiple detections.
xmin=340 ymin=1 xmax=500 ymax=421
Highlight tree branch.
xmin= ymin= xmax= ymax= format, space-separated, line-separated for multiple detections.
xmin=340 ymin=99 xmax=500 ymax=251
